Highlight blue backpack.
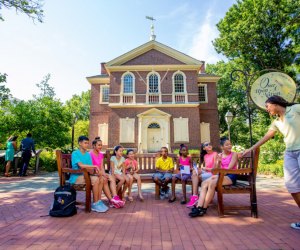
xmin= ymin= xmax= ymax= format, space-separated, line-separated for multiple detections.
xmin=49 ymin=185 xmax=77 ymax=217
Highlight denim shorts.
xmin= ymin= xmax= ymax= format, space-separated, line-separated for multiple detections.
xmin=201 ymin=171 xmax=213 ymax=181
xmin=175 ymin=173 xmax=191 ymax=181
xmin=284 ymin=150 xmax=300 ymax=193
xmin=226 ymin=174 xmax=237 ymax=185
xmin=152 ymin=172 xmax=173 ymax=182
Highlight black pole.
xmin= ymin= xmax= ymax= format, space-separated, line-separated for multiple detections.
xmin=231 ymin=69 xmax=256 ymax=217
xmin=71 ymin=123 xmax=75 ymax=152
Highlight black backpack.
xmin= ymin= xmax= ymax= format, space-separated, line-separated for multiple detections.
xmin=49 ymin=185 xmax=77 ymax=217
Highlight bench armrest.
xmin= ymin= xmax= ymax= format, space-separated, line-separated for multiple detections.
xmin=61 ymin=168 xmax=92 ymax=187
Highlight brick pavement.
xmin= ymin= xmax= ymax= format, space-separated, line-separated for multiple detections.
xmin=0 ymin=173 xmax=299 ymax=250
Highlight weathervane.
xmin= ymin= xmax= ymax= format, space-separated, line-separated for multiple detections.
xmin=146 ymin=16 xmax=156 ymax=41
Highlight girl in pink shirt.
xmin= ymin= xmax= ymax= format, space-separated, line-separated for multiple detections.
xmin=189 ymin=137 xmax=238 ymax=217
xmin=123 ymin=149 xmax=144 ymax=202
xmin=186 ymin=142 xmax=218 ymax=208
xmin=90 ymin=137 xmax=124 ymax=208
xmin=169 ymin=144 xmax=192 ymax=204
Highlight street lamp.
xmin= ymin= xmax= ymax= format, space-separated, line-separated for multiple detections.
xmin=71 ymin=113 xmax=78 ymax=152
xmin=225 ymin=111 xmax=234 ymax=141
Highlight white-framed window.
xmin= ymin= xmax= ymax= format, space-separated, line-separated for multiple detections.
xmin=122 ymin=72 xmax=134 ymax=93
xmin=198 ymin=84 xmax=208 ymax=103
xmin=147 ymin=72 xmax=161 ymax=104
xmin=147 ymin=72 xmax=160 ymax=93
xmin=121 ymin=72 xmax=135 ymax=104
xmin=173 ymin=72 xmax=186 ymax=93
xmin=119 ymin=118 xmax=135 ymax=143
xmin=173 ymin=117 xmax=189 ymax=142
xmin=100 ymin=85 xmax=109 ymax=104
xmin=98 ymin=123 xmax=108 ymax=145
xmin=172 ymin=71 xmax=187 ymax=103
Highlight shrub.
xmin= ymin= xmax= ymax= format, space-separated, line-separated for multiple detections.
xmin=258 ymin=160 xmax=284 ymax=177
xmin=39 ymin=150 xmax=57 ymax=172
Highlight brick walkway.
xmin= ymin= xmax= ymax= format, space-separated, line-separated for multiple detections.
xmin=0 ymin=173 xmax=299 ymax=249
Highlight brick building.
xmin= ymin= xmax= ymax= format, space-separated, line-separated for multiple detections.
xmin=87 ymin=40 xmax=220 ymax=152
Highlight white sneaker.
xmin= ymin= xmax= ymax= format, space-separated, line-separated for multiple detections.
xmin=291 ymin=222 xmax=300 ymax=230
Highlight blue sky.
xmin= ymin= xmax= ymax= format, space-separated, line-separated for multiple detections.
xmin=0 ymin=0 xmax=236 ymax=102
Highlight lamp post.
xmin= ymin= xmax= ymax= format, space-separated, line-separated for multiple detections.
xmin=225 ymin=111 xmax=234 ymax=141
xmin=71 ymin=113 xmax=78 ymax=152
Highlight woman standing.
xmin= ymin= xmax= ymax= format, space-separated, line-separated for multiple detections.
xmin=243 ymin=95 xmax=300 ymax=230
xmin=5 ymin=135 xmax=18 ymax=177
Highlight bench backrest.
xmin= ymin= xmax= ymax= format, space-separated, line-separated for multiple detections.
xmin=236 ymin=148 xmax=260 ymax=181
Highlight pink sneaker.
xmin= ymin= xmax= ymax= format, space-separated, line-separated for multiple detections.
xmin=186 ymin=195 xmax=198 ymax=208
xmin=110 ymin=198 xmax=121 ymax=208
xmin=112 ymin=196 xmax=125 ymax=208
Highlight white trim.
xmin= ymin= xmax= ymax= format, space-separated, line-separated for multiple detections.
xmin=109 ymin=103 xmax=199 ymax=108
xmin=99 ymin=85 xmax=109 ymax=104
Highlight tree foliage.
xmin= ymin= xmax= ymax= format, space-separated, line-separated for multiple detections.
xmin=213 ymin=0 xmax=300 ymax=73
xmin=65 ymin=90 xmax=91 ymax=121
xmin=34 ymin=74 xmax=55 ymax=99
xmin=209 ymin=0 xmax=300 ymax=163
xmin=0 ymin=73 xmax=11 ymax=104
xmin=0 ymin=0 xmax=44 ymax=22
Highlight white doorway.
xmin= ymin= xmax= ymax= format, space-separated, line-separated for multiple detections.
xmin=147 ymin=123 xmax=161 ymax=152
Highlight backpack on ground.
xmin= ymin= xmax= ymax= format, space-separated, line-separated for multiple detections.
xmin=49 ymin=185 xmax=77 ymax=217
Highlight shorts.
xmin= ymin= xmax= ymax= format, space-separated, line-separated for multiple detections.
xmin=201 ymin=171 xmax=213 ymax=181
xmin=175 ymin=173 xmax=191 ymax=181
xmin=284 ymin=150 xmax=300 ymax=193
xmin=152 ymin=172 xmax=173 ymax=182
xmin=75 ymin=175 xmax=99 ymax=186
xmin=226 ymin=174 xmax=237 ymax=185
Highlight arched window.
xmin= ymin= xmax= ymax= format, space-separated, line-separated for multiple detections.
xmin=123 ymin=74 xmax=133 ymax=93
xmin=121 ymin=72 xmax=135 ymax=104
xmin=148 ymin=123 xmax=160 ymax=129
xmin=172 ymin=71 xmax=187 ymax=104
xmin=174 ymin=73 xmax=184 ymax=93
xmin=148 ymin=73 xmax=159 ymax=93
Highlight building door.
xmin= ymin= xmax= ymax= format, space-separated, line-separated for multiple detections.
xmin=147 ymin=123 xmax=161 ymax=152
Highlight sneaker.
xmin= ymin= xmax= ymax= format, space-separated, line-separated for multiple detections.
xmin=189 ymin=207 xmax=207 ymax=218
xmin=291 ymin=222 xmax=300 ymax=230
xmin=164 ymin=187 xmax=170 ymax=199
xmin=186 ymin=195 xmax=198 ymax=208
xmin=91 ymin=202 xmax=102 ymax=213
xmin=95 ymin=201 xmax=109 ymax=213
xmin=160 ymin=189 xmax=165 ymax=200
xmin=112 ymin=196 xmax=125 ymax=208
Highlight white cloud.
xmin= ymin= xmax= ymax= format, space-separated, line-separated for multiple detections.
xmin=188 ymin=10 xmax=225 ymax=64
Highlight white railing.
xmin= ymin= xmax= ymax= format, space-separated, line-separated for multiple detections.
xmin=174 ymin=94 xmax=186 ymax=103
xmin=148 ymin=94 xmax=160 ymax=104
xmin=122 ymin=95 xmax=134 ymax=104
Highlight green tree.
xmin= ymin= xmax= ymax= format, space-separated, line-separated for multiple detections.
xmin=0 ymin=0 xmax=44 ymax=22
xmin=0 ymin=73 xmax=11 ymax=104
xmin=213 ymin=0 xmax=300 ymax=74
xmin=65 ymin=90 xmax=90 ymax=121
xmin=34 ymin=74 xmax=55 ymax=99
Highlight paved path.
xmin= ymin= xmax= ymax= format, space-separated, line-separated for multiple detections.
xmin=0 ymin=173 xmax=299 ymax=250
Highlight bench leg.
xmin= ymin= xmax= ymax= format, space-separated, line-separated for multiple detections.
xmin=155 ymin=184 xmax=160 ymax=200
xmin=250 ymin=189 xmax=258 ymax=218
xmin=217 ymin=191 xmax=225 ymax=217
xmin=85 ymin=186 xmax=92 ymax=213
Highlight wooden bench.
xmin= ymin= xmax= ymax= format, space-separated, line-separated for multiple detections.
xmin=212 ymin=148 xmax=260 ymax=218
xmin=105 ymin=152 xmax=179 ymax=200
